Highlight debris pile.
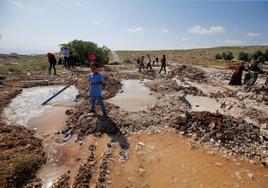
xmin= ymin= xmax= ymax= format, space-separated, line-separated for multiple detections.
xmin=96 ymin=142 xmax=113 ymax=187
xmin=72 ymin=144 xmax=96 ymax=187
xmin=171 ymin=65 xmax=207 ymax=82
xmin=175 ymin=111 xmax=268 ymax=161
xmin=145 ymin=78 xmax=204 ymax=96
xmin=52 ymin=171 xmax=71 ymax=188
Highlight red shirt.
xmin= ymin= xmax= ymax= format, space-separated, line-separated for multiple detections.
xmin=88 ymin=54 xmax=96 ymax=62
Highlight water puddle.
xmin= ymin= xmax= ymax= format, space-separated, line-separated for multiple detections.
xmin=2 ymin=85 xmax=78 ymax=126
xmin=110 ymin=131 xmax=268 ymax=188
xmin=186 ymin=95 xmax=222 ymax=113
xmin=106 ymin=79 xmax=157 ymax=111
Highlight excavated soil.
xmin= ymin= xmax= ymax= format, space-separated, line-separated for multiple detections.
xmin=1 ymin=63 xmax=268 ymax=187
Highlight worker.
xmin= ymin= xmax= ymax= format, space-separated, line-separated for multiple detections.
xmin=246 ymin=58 xmax=265 ymax=87
xmin=88 ymin=62 xmax=107 ymax=116
xmin=159 ymin=54 xmax=167 ymax=74
xmin=229 ymin=61 xmax=246 ymax=85
xmin=139 ymin=56 xmax=145 ymax=71
xmin=62 ymin=48 xmax=70 ymax=69
xmin=146 ymin=54 xmax=152 ymax=69
xmin=47 ymin=52 xmax=57 ymax=75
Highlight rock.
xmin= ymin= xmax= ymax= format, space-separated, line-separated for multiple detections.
xmin=201 ymin=133 xmax=211 ymax=142
xmin=234 ymin=171 xmax=242 ymax=180
xmin=176 ymin=114 xmax=188 ymax=125
xmin=138 ymin=168 xmax=146 ymax=176
xmin=215 ymin=162 xmax=222 ymax=167
xmin=65 ymin=109 xmax=74 ymax=115
xmin=127 ymin=177 xmax=133 ymax=183
xmin=247 ymin=173 xmax=256 ymax=180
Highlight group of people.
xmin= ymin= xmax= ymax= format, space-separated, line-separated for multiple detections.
xmin=47 ymin=49 xmax=80 ymax=75
xmin=61 ymin=48 xmax=79 ymax=69
xmin=137 ymin=54 xmax=167 ymax=73
xmin=229 ymin=58 xmax=267 ymax=87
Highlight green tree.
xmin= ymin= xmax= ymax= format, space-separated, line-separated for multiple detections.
xmin=251 ymin=50 xmax=264 ymax=61
xmin=223 ymin=51 xmax=234 ymax=62
xmin=238 ymin=51 xmax=249 ymax=62
xmin=60 ymin=40 xmax=110 ymax=65
xmin=215 ymin=53 xmax=222 ymax=60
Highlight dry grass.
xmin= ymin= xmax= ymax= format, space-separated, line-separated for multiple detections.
xmin=116 ymin=45 xmax=268 ymax=69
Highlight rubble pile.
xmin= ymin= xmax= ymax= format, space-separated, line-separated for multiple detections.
xmin=176 ymin=111 xmax=267 ymax=161
xmin=145 ymin=78 xmax=204 ymax=96
xmin=72 ymin=144 xmax=96 ymax=187
xmin=244 ymin=85 xmax=268 ymax=104
xmin=0 ymin=123 xmax=46 ymax=187
xmin=96 ymin=143 xmax=113 ymax=187
xmin=52 ymin=172 xmax=71 ymax=188
xmin=171 ymin=65 xmax=207 ymax=82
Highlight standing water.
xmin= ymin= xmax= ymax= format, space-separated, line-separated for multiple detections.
xmin=2 ymin=85 xmax=78 ymax=126
xmin=106 ymin=79 xmax=157 ymax=111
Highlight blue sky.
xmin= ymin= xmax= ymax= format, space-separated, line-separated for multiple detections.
xmin=0 ymin=0 xmax=268 ymax=54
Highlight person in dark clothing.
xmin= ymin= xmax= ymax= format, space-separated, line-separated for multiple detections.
xmin=73 ymin=54 xmax=79 ymax=66
xmin=246 ymin=59 xmax=264 ymax=87
xmin=155 ymin=57 xmax=159 ymax=65
xmin=69 ymin=52 xmax=74 ymax=68
xmin=152 ymin=57 xmax=156 ymax=66
xmin=58 ymin=57 xmax=64 ymax=65
xmin=159 ymin=55 xmax=167 ymax=74
xmin=47 ymin=52 xmax=57 ymax=75
xmin=229 ymin=61 xmax=246 ymax=86
xmin=139 ymin=56 xmax=145 ymax=71
xmin=146 ymin=54 xmax=152 ymax=69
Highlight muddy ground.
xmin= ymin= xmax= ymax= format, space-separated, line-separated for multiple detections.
xmin=1 ymin=62 xmax=268 ymax=187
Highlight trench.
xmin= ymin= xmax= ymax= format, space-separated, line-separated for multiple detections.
xmin=2 ymin=80 xmax=268 ymax=188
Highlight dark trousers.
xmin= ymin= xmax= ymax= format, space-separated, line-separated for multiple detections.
xmin=159 ymin=65 xmax=166 ymax=73
xmin=64 ymin=57 xmax=70 ymax=69
xmin=146 ymin=63 xmax=152 ymax=69
xmin=70 ymin=60 xmax=74 ymax=68
xmin=49 ymin=62 xmax=56 ymax=74
xmin=139 ymin=63 xmax=145 ymax=71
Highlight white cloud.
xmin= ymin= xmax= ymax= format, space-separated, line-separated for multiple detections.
xmin=91 ymin=20 xmax=101 ymax=25
xmin=181 ymin=37 xmax=190 ymax=41
xmin=8 ymin=0 xmax=23 ymax=7
xmin=223 ymin=39 xmax=248 ymax=45
xmin=161 ymin=29 xmax=168 ymax=33
xmin=189 ymin=25 xmax=225 ymax=35
xmin=126 ymin=27 xmax=144 ymax=33
xmin=247 ymin=32 xmax=260 ymax=37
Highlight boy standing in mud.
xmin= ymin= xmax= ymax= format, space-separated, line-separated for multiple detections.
xmin=88 ymin=62 xmax=107 ymax=116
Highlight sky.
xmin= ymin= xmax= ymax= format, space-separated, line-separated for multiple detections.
xmin=0 ymin=0 xmax=268 ymax=54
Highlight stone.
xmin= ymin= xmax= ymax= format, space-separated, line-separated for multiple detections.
xmin=247 ymin=173 xmax=256 ymax=180
xmin=201 ymin=133 xmax=211 ymax=142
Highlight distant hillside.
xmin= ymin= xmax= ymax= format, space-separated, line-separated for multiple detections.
xmin=116 ymin=45 xmax=268 ymax=68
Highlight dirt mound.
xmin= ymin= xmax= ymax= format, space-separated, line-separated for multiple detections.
xmin=145 ymin=78 xmax=204 ymax=96
xmin=0 ymin=123 xmax=46 ymax=188
xmin=171 ymin=65 xmax=207 ymax=82
xmin=175 ymin=111 xmax=267 ymax=162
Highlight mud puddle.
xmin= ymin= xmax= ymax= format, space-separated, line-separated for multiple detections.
xmin=106 ymin=79 xmax=157 ymax=111
xmin=186 ymin=95 xmax=222 ymax=113
xmin=110 ymin=131 xmax=268 ymax=188
xmin=2 ymin=85 xmax=78 ymax=126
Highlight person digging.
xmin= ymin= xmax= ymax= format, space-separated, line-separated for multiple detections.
xmin=88 ymin=62 xmax=107 ymax=117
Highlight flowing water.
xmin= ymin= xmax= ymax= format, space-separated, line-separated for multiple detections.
xmin=2 ymin=85 xmax=78 ymax=126
xmin=106 ymin=79 xmax=157 ymax=111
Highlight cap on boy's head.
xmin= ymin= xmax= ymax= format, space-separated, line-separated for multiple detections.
xmin=90 ymin=62 xmax=99 ymax=68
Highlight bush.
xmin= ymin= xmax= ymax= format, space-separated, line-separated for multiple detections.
xmin=223 ymin=51 xmax=234 ymax=62
xmin=60 ymin=40 xmax=110 ymax=65
xmin=8 ymin=154 xmax=40 ymax=186
xmin=238 ymin=51 xmax=249 ymax=62
xmin=215 ymin=53 xmax=222 ymax=60
xmin=251 ymin=50 xmax=265 ymax=61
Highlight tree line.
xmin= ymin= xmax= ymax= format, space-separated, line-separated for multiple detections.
xmin=215 ymin=49 xmax=268 ymax=62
